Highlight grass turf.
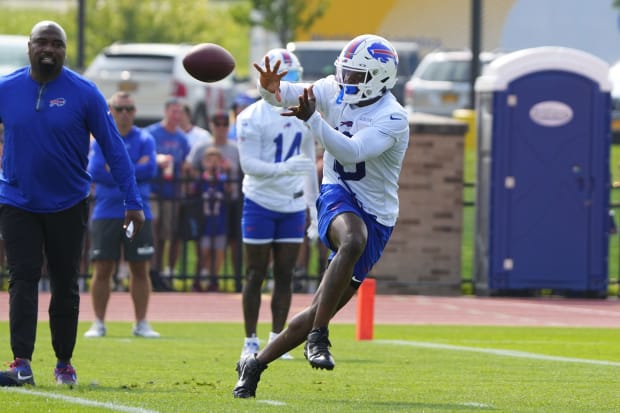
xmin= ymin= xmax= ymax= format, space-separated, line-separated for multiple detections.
xmin=1 ymin=322 xmax=619 ymax=412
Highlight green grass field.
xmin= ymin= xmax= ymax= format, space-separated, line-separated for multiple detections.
xmin=1 ymin=322 xmax=620 ymax=412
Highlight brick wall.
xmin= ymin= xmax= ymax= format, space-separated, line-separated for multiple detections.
xmin=372 ymin=113 xmax=467 ymax=295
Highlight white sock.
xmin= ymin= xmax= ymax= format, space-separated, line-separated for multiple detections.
xmin=268 ymin=331 xmax=279 ymax=343
xmin=244 ymin=334 xmax=258 ymax=345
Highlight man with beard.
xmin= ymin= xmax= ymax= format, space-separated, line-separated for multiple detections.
xmin=0 ymin=21 xmax=145 ymax=387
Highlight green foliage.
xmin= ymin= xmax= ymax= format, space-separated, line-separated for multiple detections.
xmin=2 ymin=322 xmax=620 ymax=412
xmin=231 ymin=0 xmax=330 ymax=45
xmin=0 ymin=1 xmax=252 ymax=76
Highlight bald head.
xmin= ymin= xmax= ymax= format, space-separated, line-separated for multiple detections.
xmin=28 ymin=20 xmax=67 ymax=82
xmin=30 ymin=21 xmax=67 ymax=43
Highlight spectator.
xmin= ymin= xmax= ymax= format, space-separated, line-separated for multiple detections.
xmin=188 ymin=112 xmax=242 ymax=289
xmin=146 ymin=98 xmax=191 ymax=289
xmin=84 ymin=91 xmax=159 ymax=338
xmin=0 ymin=21 xmax=144 ymax=387
xmin=179 ymin=102 xmax=212 ymax=280
xmin=180 ymin=102 xmax=212 ymax=149
xmin=236 ymin=48 xmax=319 ymax=361
xmin=193 ymin=146 xmax=232 ymax=291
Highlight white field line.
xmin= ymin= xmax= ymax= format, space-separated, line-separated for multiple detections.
xmin=257 ymin=399 xmax=287 ymax=406
xmin=374 ymin=340 xmax=620 ymax=367
xmin=2 ymin=387 xmax=160 ymax=413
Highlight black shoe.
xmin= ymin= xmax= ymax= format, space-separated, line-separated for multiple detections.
xmin=233 ymin=355 xmax=267 ymax=398
xmin=304 ymin=327 xmax=335 ymax=370
xmin=0 ymin=359 xmax=35 ymax=386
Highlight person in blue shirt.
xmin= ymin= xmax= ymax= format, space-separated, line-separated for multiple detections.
xmin=84 ymin=91 xmax=159 ymax=339
xmin=0 ymin=21 xmax=144 ymax=387
xmin=146 ymin=99 xmax=191 ymax=288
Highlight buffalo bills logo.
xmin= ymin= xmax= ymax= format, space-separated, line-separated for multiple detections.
xmin=49 ymin=97 xmax=66 ymax=107
xmin=366 ymin=42 xmax=397 ymax=64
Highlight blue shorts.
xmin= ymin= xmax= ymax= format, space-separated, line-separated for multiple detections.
xmin=317 ymin=184 xmax=393 ymax=281
xmin=242 ymin=197 xmax=306 ymax=244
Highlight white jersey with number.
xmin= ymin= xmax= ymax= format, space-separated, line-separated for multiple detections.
xmin=259 ymin=75 xmax=409 ymax=226
xmin=236 ymin=99 xmax=318 ymax=213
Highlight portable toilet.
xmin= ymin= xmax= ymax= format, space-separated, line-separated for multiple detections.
xmin=473 ymin=46 xmax=611 ymax=297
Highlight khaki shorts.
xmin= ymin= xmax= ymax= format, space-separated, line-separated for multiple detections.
xmin=151 ymin=199 xmax=180 ymax=240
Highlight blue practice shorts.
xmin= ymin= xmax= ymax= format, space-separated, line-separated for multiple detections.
xmin=317 ymin=184 xmax=393 ymax=282
xmin=242 ymin=197 xmax=306 ymax=244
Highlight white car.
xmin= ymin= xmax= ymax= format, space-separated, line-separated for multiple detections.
xmin=84 ymin=43 xmax=235 ymax=128
xmin=0 ymin=34 xmax=29 ymax=76
xmin=403 ymin=49 xmax=501 ymax=116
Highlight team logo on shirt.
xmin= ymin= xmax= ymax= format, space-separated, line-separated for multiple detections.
xmin=49 ymin=97 xmax=66 ymax=107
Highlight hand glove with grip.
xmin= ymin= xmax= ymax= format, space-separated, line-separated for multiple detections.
xmin=275 ymin=154 xmax=315 ymax=176
xmin=306 ymin=206 xmax=319 ymax=242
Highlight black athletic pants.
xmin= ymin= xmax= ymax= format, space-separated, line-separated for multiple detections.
xmin=0 ymin=198 xmax=89 ymax=361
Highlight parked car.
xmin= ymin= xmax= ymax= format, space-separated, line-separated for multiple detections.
xmin=84 ymin=43 xmax=235 ymax=128
xmin=0 ymin=34 xmax=29 ymax=76
xmin=403 ymin=49 xmax=503 ymax=116
xmin=286 ymin=39 xmax=420 ymax=104
xmin=609 ymin=60 xmax=620 ymax=142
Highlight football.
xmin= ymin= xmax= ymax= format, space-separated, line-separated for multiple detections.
xmin=182 ymin=43 xmax=236 ymax=83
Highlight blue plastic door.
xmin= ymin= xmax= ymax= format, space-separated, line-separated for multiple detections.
xmin=490 ymin=71 xmax=603 ymax=290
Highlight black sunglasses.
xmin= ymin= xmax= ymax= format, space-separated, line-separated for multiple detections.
xmin=113 ymin=105 xmax=135 ymax=113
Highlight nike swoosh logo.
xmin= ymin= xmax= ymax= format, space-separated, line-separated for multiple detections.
xmin=17 ymin=371 xmax=33 ymax=380
xmin=390 ymin=115 xmax=402 ymax=120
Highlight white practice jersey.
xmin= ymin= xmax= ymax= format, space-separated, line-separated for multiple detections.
xmin=236 ymin=99 xmax=318 ymax=213
xmin=259 ymin=75 xmax=409 ymax=226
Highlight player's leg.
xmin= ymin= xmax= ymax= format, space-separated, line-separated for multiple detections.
xmin=240 ymin=198 xmax=275 ymax=356
xmin=312 ymin=212 xmax=366 ymax=329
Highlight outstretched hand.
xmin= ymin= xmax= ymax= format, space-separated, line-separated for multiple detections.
xmin=253 ymin=56 xmax=287 ymax=102
xmin=282 ymin=87 xmax=315 ymax=122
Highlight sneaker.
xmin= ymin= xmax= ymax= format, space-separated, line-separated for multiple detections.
xmin=54 ymin=363 xmax=77 ymax=385
xmin=133 ymin=321 xmax=160 ymax=338
xmin=268 ymin=332 xmax=293 ymax=360
xmin=0 ymin=358 xmax=35 ymax=386
xmin=240 ymin=339 xmax=260 ymax=358
xmin=304 ymin=327 xmax=335 ymax=370
xmin=232 ymin=355 xmax=267 ymax=398
xmin=84 ymin=320 xmax=106 ymax=338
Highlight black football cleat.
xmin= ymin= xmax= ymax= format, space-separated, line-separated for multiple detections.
xmin=304 ymin=327 xmax=335 ymax=370
xmin=233 ymin=354 xmax=267 ymax=398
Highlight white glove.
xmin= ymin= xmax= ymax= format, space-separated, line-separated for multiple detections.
xmin=306 ymin=206 xmax=319 ymax=242
xmin=276 ymin=154 xmax=315 ymax=176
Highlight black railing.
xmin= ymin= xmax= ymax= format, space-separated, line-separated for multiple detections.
xmin=0 ymin=175 xmax=326 ymax=293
